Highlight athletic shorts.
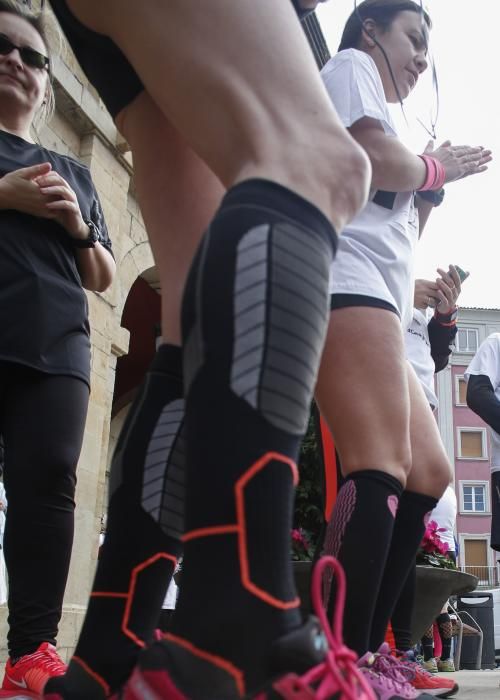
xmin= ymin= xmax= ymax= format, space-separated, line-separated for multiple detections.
xmin=49 ymin=1 xmax=144 ymax=118
xmin=330 ymin=294 xmax=399 ymax=316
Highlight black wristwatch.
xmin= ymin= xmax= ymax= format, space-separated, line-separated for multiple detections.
xmin=72 ymin=220 xmax=101 ymax=249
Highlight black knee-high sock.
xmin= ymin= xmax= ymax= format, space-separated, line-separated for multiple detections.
xmin=370 ymin=490 xmax=438 ymax=651
xmin=326 ymin=470 xmax=403 ymax=656
xmin=170 ymin=179 xmax=336 ymax=696
xmin=391 ymin=565 xmax=416 ymax=652
xmin=47 ymin=344 xmax=185 ymax=697
xmin=437 ymin=612 xmax=452 ymax=660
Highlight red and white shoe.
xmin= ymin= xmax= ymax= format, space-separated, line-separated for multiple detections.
xmin=397 ymin=651 xmax=458 ymax=698
xmin=2 ymin=642 xmax=66 ymax=695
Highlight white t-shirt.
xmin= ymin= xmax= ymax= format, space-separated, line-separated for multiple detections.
xmin=162 ymin=576 xmax=178 ymax=610
xmin=465 ymin=333 xmax=500 ymax=470
xmin=429 ymin=485 xmax=457 ymax=554
xmin=405 ymin=308 xmax=438 ymax=409
xmin=321 ymin=49 xmax=418 ymax=329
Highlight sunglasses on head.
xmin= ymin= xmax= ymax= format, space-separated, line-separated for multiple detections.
xmin=0 ymin=33 xmax=49 ymax=70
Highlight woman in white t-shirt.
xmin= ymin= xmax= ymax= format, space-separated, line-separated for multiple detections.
xmin=314 ymin=0 xmax=491 ymax=668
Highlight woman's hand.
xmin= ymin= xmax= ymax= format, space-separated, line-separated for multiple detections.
xmin=413 ymin=278 xmax=440 ymax=310
xmin=434 ymin=264 xmax=465 ymax=314
xmin=424 ymin=139 xmax=492 ymax=183
xmin=0 ymin=162 xmax=54 ymax=217
xmin=35 ymin=170 xmax=89 ymax=240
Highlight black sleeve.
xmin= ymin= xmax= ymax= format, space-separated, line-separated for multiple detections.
xmin=90 ymin=192 xmax=114 ymax=258
xmin=428 ymin=317 xmax=457 ymax=373
xmin=466 ymin=374 xmax=500 ymax=434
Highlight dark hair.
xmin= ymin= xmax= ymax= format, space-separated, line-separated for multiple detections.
xmin=0 ymin=0 xmax=55 ymax=121
xmin=338 ymin=0 xmax=431 ymax=52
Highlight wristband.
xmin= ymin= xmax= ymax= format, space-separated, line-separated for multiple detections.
xmin=434 ymin=306 xmax=458 ymax=325
xmin=418 ymin=155 xmax=446 ymax=191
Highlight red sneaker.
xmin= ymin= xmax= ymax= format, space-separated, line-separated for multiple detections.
xmin=2 ymin=642 xmax=66 ymax=694
xmin=397 ymin=652 xmax=458 ymax=698
xmin=119 ymin=556 xmax=375 ymax=699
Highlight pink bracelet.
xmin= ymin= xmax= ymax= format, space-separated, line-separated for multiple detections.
xmin=418 ymin=155 xmax=446 ymax=191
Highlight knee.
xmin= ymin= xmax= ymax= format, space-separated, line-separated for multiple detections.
xmin=409 ymin=457 xmax=452 ymax=500
xmin=254 ymin=120 xmax=371 ymax=229
xmin=321 ymin=133 xmax=371 ymax=224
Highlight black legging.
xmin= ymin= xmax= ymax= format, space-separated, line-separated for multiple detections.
xmin=0 ymin=361 xmax=89 ymax=658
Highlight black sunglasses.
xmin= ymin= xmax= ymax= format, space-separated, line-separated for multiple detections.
xmin=0 ymin=33 xmax=49 ymax=70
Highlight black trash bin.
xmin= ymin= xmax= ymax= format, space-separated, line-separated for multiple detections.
xmin=457 ymin=592 xmax=496 ymax=669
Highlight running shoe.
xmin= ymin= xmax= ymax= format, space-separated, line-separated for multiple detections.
xmin=2 ymin=642 xmax=66 ymax=694
xmin=358 ymin=648 xmax=435 ymax=700
xmin=118 ymin=556 xmax=376 ymax=699
xmin=436 ymin=659 xmax=455 ymax=673
xmin=421 ymin=658 xmax=438 ymax=674
xmin=397 ymin=651 xmax=458 ymax=698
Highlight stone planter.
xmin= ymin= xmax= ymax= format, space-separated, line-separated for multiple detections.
xmin=410 ymin=565 xmax=478 ymax=643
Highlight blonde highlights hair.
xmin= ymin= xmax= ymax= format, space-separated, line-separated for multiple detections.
xmin=0 ymin=0 xmax=58 ymax=125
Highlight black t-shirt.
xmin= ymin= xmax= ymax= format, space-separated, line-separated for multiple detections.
xmin=0 ymin=129 xmax=113 ymax=386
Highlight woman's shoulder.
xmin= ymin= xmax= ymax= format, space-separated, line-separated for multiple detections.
xmin=321 ymin=48 xmax=378 ymax=79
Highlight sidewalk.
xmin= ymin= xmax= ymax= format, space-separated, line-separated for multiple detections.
xmin=453 ymin=669 xmax=500 ymax=699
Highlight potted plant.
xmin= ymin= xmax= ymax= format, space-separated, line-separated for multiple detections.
xmin=411 ymin=520 xmax=477 ymax=643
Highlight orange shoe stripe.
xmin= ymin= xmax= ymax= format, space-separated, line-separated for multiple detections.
xmin=122 ymin=552 xmax=178 ymax=648
xmin=182 ymin=525 xmax=239 ymax=542
xmin=164 ymin=632 xmax=245 ymax=698
xmin=236 ymin=452 xmax=300 ymax=610
xmin=72 ymin=656 xmax=110 ymax=696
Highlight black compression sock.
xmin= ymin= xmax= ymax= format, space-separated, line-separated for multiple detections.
xmin=391 ymin=565 xmax=416 ymax=652
xmin=370 ymin=490 xmax=438 ymax=651
xmin=170 ymin=179 xmax=336 ymax=695
xmin=327 ymin=470 xmax=403 ymax=656
xmin=46 ymin=344 xmax=185 ymax=698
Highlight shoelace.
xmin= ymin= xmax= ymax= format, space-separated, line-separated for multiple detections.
xmin=395 ymin=651 xmax=433 ymax=680
xmin=370 ymin=654 xmax=414 ymax=685
xmin=293 ymin=556 xmax=376 ymax=700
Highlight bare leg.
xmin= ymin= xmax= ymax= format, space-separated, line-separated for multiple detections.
xmin=316 ymin=307 xmax=411 ymax=653
xmin=116 ymin=92 xmax=225 ymax=344
xmin=370 ymin=366 xmax=451 ymax=648
xmin=65 ymin=0 xmax=370 ymax=231
xmin=316 ymin=306 xmax=412 ymax=484
xmin=47 ymin=1 xmax=370 ymax=695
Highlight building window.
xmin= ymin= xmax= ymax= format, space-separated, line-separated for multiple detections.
xmin=460 ymin=481 xmax=490 ymax=514
xmin=457 ymin=427 xmax=488 ymax=459
xmin=455 ymin=375 xmax=468 ymax=406
xmin=455 ymin=327 xmax=479 ymax=353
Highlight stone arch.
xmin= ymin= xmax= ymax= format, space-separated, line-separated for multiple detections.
xmin=114 ymin=240 xmax=156 ymax=319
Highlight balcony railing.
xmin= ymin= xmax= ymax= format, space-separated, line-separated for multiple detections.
xmin=460 ymin=565 xmax=500 ymax=588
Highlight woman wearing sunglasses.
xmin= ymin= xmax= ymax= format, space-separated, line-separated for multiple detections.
xmin=0 ymin=1 xmax=115 ymax=693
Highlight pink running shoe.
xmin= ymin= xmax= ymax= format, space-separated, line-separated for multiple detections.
xmin=358 ymin=646 xmax=436 ymax=700
xmin=2 ymin=642 xmax=66 ymax=694
xmin=118 ymin=555 xmax=376 ymax=699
